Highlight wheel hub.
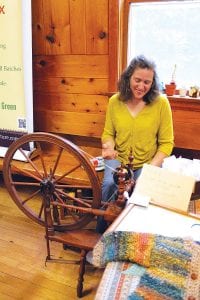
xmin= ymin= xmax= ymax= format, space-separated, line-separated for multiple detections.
xmin=40 ymin=178 xmax=55 ymax=195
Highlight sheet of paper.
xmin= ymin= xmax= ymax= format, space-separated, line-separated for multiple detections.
xmin=130 ymin=164 xmax=195 ymax=212
xmin=129 ymin=192 xmax=150 ymax=207
xmin=115 ymin=204 xmax=200 ymax=241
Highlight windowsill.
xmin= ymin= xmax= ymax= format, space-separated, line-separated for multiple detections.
xmin=167 ymin=94 xmax=200 ymax=112
xmin=167 ymin=94 xmax=200 ymax=102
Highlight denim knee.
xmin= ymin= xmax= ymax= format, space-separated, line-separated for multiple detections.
xmin=102 ymin=179 xmax=117 ymax=202
xmin=101 ymin=159 xmax=121 ymax=202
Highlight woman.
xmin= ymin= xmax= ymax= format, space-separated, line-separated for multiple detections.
xmin=97 ymin=55 xmax=174 ymax=233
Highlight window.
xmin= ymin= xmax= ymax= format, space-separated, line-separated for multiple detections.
xmin=127 ymin=0 xmax=200 ymax=90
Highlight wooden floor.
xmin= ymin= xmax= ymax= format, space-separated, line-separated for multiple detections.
xmin=1 ymin=171 xmax=200 ymax=300
xmin=0 ymin=174 xmax=104 ymax=300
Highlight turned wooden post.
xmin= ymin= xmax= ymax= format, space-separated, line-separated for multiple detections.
xmin=116 ymin=165 xmax=126 ymax=207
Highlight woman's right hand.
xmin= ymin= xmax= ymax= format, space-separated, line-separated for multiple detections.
xmin=102 ymin=142 xmax=118 ymax=159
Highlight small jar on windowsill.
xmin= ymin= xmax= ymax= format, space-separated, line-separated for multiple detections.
xmin=165 ymin=82 xmax=176 ymax=96
xmin=179 ymin=87 xmax=187 ymax=97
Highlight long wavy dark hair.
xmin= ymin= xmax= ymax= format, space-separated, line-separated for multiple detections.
xmin=118 ymin=55 xmax=160 ymax=104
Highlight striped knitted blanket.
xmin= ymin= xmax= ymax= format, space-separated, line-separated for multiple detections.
xmin=92 ymin=232 xmax=200 ymax=299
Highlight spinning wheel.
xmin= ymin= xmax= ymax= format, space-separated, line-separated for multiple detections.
xmin=3 ymin=132 xmax=102 ymax=230
xmin=3 ymin=132 xmax=135 ymax=298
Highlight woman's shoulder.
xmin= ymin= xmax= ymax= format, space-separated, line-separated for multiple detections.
xmin=108 ymin=93 xmax=122 ymax=106
xmin=153 ymin=93 xmax=170 ymax=106
xmin=109 ymin=93 xmax=120 ymax=102
xmin=155 ymin=93 xmax=168 ymax=101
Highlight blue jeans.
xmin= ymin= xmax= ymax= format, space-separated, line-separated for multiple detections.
xmin=96 ymin=159 xmax=142 ymax=233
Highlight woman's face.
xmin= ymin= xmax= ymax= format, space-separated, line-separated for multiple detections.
xmin=130 ymin=67 xmax=154 ymax=100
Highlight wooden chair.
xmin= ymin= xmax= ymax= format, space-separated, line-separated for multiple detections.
xmin=43 ymin=194 xmax=101 ymax=298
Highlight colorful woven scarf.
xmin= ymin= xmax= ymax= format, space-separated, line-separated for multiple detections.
xmin=92 ymin=232 xmax=200 ymax=299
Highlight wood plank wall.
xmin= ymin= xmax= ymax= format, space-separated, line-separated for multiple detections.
xmin=31 ymin=0 xmax=119 ymax=144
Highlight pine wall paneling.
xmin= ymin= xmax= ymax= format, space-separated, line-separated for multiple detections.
xmin=31 ymin=0 xmax=119 ymax=148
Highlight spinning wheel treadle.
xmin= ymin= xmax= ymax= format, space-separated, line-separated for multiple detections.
xmin=3 ymin=132 xmax=101 ymax=230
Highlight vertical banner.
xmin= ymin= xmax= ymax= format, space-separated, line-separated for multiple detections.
xmin=0 ymin=0 xmax=33 ymax=157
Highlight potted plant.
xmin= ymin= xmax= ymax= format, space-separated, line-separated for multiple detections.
xmin=165 ymin=64 xmax=177 ymax=96
xmin=189 ymin=86 xmax=199 ymax=98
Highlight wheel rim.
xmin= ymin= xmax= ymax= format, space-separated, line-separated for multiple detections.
xmin=3 ymin=132 xmax=102 ymax=230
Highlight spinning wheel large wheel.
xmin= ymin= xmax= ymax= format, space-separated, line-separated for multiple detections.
xmin=3 ymin=132 xmax=102 ymax=230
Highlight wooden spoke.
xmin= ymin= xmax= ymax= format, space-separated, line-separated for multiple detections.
xmin=54 ymin=163 xmax=82 ymax=184
xmin=21 ymin=189 xmax=41 ymax=205
xmin=56 ymin=188 xmax=91 ymax=208
xmin=38 ymin=202 xmax=44 ymax=219
xmin=55 ymin=184 xmax=92 ymax=189
xmin=19 ymin=147 xmax=43 ymax=179
xmin=10 ymin=164 xmax=42 ymax=182
xmin=50 ymin=147 xmax=63 ymax=180
xmin=11 ymin=181 xmax=40 ymax=186
xmin=35 ymin=141 xmax=48 ymax=177
xmin=55 ymin=194 xmax=80 ymax=222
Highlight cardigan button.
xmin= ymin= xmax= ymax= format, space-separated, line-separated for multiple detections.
xmin=191 ymin=273 xmax=198 ymax=280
